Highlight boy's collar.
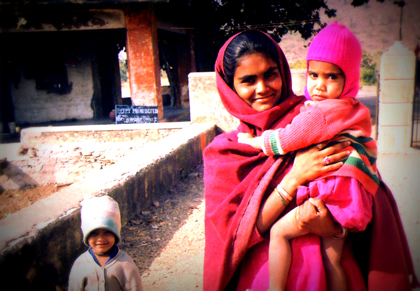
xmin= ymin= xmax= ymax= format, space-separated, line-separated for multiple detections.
xmin=88 ymin=245 xmax=119 ymax=266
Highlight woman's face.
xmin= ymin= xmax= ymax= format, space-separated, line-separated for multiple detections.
xmin=233 ymin=53 xmax=282 ymax=112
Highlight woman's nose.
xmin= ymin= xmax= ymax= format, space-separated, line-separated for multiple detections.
xmin=256 ymin=80 xmax=268 ymax=93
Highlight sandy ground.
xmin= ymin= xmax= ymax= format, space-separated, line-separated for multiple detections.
xmin=118 ymin=163 xmax=205 ymax=290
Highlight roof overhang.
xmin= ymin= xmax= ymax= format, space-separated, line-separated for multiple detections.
xmin=0 ymin=0 xmax=169 ymax=4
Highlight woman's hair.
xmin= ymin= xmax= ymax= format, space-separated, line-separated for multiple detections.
xmin=223 ymin=30 xmax=281 ymax=89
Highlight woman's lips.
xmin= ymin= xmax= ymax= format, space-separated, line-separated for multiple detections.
xmin=253 ymin=95 xmax=272 ymax=102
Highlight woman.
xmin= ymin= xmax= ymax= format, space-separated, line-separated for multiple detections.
xmin=203 ymin=30 xmax=418 ymax=290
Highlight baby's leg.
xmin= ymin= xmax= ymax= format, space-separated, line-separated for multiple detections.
xmin=269 ymin=207 xmax=308 ymax=291
xmin=321 ymin=236 xmax=346 ymax=291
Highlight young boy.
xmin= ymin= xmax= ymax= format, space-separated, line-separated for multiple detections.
xmin=68 ymin=196 xmax=143 ymax=291
xmin=238 ymin=22 xmax=378 ymax=291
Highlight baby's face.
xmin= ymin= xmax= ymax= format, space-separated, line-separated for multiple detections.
xmin=87 ymin=228 xmax=116 ymax=256
xmin=307 ymin=61 xmax=345 ymax=102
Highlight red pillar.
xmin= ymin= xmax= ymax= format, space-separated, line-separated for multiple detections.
xmin=125 ymin=4 xmax=163 ymax=119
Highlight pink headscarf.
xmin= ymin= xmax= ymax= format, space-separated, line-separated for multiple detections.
xmin=215 ymin=30 xmax=303 ymax=135
xmin=304 ymin=21 xmax=362 ymax=100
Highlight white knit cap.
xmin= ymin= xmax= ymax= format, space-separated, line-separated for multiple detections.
xmin=81 ymin=196 xmax=121 ymax=246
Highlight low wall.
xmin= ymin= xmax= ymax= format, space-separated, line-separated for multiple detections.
xmin=0 ymin=122 xmax=216 ymax=290
xmin=19 ymin=122 xmax=185 ymax=149
xmin=0 ymin=123 xmax=184 ymax=187
xmin=188 ymin=72 xmax=239 ymax=133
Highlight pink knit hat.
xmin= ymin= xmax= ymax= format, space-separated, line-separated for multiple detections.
xmin=304 ymin=21 xmax=362 ymax=100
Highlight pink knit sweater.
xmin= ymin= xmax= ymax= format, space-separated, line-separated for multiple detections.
xmin=262 ymin=98 xmax=372 ymax=155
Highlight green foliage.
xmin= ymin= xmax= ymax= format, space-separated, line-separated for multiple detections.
xmin=360 ymin=50 xmax=382 ymax=86
xmin=361 ymin=50 xmax=375 ymax=68
xmin=361 ymin=66 xmax=377 ymax=85
xmin=289 ymin=59 xmax=306 ymax=70
xmin=119 ymin=60 xmax=128 ymax=82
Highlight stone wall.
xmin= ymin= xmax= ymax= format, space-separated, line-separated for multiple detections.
xmin=291 ymin=68 xmax=306 ymax=96
xmin=11 ymin=55 xmax=94 ymax=124
xmin=188 ymin=72 xmax=239 ymax=133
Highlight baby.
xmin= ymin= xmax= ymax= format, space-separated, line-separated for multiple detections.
xmin=68 ymin=196 xmax=143 ymax=291
xmin=239 ymin=22 xmax=378 ymax=291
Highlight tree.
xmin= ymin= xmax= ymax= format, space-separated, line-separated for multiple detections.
xmin=191 ymin=0 xmax=396 ymax=71
xmin=119 ymin=60 xmax=128 ymax=83
xmin=194 ymin=0 xmax=337 ymax=43
xmin=191 ymin=0 xmax=337 ymax=71
xmin=360 ymin=50 xmax=383 ymax=86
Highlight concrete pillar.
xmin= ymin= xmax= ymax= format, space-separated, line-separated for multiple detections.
xmin=177 ymin=36 xmax=192 ymax=108
xmin=376 ymin=41 xmax=420 ymax=282
xmin=125 ymin=4 xmax=163 ymax=119
xmin=377 ymin=41 xmax=416 ymax=153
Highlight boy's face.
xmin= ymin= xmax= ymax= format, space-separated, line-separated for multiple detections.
xmin=307 ymin=61 xmax=345 ymax=102
xmin=87 ymin=228 xmax=116 ymax=256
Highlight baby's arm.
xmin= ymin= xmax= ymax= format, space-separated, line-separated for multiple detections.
xmin=237 ymin=106 xmax=331 ymax=156
xmin=321 ymin=235 xmax=347 ymax=291
xmin=263 ymin=101 xmax=363 ymax=156
xmin=237 ymin=132 xmax=262 ymax=150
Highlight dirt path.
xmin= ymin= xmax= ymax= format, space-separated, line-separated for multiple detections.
xmin=119 ymin=162 xmax=205 ymax=290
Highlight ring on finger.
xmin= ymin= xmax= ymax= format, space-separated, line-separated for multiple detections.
xmin=324 ymin=156 xmax=331 ymax=165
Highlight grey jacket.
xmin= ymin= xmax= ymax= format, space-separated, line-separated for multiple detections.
xmin=68 ymin=249 xmax=143 ymax=291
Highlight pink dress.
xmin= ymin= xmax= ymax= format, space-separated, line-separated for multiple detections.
xmin=237 ymin=175 xmax=373 ymax=291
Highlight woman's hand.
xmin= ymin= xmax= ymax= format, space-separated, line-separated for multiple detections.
xmin=296 ymin=198 xmax=343 ymax=237
xmin=287 ymin=140 xmax=351 ymax=187
xmin=256 ymin=140 xmax=350 ymax=235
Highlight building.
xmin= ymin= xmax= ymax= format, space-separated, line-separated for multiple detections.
xmin=0 ymin=0 xmax=199 ymax=131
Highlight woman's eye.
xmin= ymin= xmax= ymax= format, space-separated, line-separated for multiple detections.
xmin=242 ymin=78 xmax=255 ymax=84
xmin=265 ymin=69 xmax=279 ymax=79
xmin=265 ymin=72 xmax=276 ymax=79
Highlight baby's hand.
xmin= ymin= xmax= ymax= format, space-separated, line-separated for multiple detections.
xmin=237 ymin=133 xmax=262 ymax=150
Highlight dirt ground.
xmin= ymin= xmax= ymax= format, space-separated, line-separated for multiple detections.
xmin=0 ymin=183 xmax=70 ymax=218
xmin=119 ymin=163 xmax=205 ymax=290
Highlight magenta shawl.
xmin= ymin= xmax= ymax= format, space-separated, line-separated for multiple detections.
xmin=203 ymin=30 xmax=303 ymax=290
